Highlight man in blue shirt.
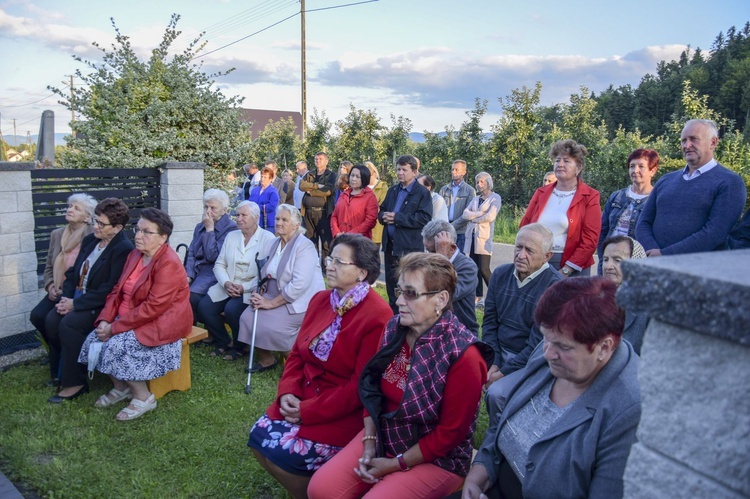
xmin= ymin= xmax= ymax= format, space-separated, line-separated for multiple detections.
xmin=636 ymin=119 xmax=746 ymax=256
xmin=378 ymin=155 xmax=433 ymax=312
xmin=439 ymin=160 xmax=475 ymax=253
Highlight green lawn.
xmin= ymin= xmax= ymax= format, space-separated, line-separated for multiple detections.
xmin=0 ymin=286 xmax=488 ymax=498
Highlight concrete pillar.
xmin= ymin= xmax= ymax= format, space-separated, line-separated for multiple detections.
xmin=619 ymin=250 xmax=750 ymax=498
xmin=159 ymin=162 xmax=206 ymax=250
xmin=0 ymin=162 xmax=38 ymax=339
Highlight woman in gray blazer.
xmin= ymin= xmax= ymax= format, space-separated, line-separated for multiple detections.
xmin=461 ymin=277 xmax=641 ymax=499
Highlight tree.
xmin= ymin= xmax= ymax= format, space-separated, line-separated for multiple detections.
xmin=247 ymin=117 xmax=300 ymax=170
xmin=51 ymin=14 xmax=252 ymax=181
xmin=300 ymin=108 xmax=333 ymax=163
xmin=377 ymin=114 xmax=413 ymax=180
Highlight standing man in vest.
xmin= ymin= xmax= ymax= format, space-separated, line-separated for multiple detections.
xmin=439 ymin=159 xmax=475 ymax=253
xmin=299 ymin=152 xmax=336 ymax=270
xmin=636 ymin=119 xmax=746 ymax=256
xmin=379 ymin=154 xmax=433 ymax=313
xmin=292 ymin=160 xmax=308 ymax=210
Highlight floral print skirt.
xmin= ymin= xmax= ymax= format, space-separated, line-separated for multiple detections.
xmin=247 ymin=413 xmax=343 ymax=476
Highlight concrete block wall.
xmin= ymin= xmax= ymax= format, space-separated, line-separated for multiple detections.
xmin=0 ymin=162 xmax=206 ymax=340
xmin=159 ymin=162 xmax=206 ymax=250
xmin=619 ymin=250 xmax=750 ymax=498
xmin=0 ymin=162 xmax=40 ymax=340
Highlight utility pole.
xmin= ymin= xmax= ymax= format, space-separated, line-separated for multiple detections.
xmin=13 ymin=119 xmax=17 ymax=148
xmin=301 ymin=0 xmax=307 ymax=141
xmin=68 ymin=75 xmax=76 ymax=139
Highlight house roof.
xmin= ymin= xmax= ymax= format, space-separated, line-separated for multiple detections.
xmin=238 ymin=108 xmax=303 ymax=139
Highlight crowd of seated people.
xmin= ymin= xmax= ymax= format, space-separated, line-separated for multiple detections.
xmin=29 ymin=120 xmax=746 ymax=495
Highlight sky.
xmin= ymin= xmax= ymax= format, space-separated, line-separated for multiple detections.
xmin=0 ymin=0 xmax=747 ymax=143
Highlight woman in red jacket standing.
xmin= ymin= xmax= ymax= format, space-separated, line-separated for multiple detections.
xmin=520 ymin=140 xmax=601 ymax=277
xmin=79 ymin=208 xmax=192 ymax=421
xmin=248 ymin=234 xmax=392 ymax=498
xmin=330 ymin=164 xmax=379 ymax=239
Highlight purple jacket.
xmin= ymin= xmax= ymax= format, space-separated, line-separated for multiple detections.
xmin=186 ymin=213 xmax=237 ymax=294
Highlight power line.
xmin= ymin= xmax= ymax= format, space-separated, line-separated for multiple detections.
xmin=306 ymin=0 xmax=378 ymax=14
xmin=0 ymin=94 xmax=55 ymax=108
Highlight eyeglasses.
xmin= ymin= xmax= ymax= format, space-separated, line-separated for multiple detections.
xmin=92 ymin=218 xmax=113 ymax=229
xmin=325 ymin=256 xmax=357 ymax=268
xmin=394 ymin=287 xmax=441 ymax=301
xmin=134 ymin=227 xmax=160 ymax=236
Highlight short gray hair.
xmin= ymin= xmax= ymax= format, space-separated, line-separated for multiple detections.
xmin=276 ymin=204 xmax=306 ymax=235
xmin=684 ymin=119 xmax=719 ymax=139
xmin=476 ymin=171 xmax=494 ymax=191
xmin=203 ymin=188 xmax=230 ymax=210
xmin=236 ymin=201 xmax=260 ymax=220
xmin=67 ymin=193 xmax=97 ymax=220
xmin=517 ymin=223 xmax=553 ymax=254
xmin=422 ymin=219 xmax=456 ymax=243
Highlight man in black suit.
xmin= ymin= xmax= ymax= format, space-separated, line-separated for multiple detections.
xmin=378 ymin=154 xmax=432 ymax=312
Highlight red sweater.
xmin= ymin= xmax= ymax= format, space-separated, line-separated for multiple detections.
xmin=96 ymin=244 xmax=192 ymax=347
xmin=330 ymin=188 xmax=379 ymax=239
xmin=520 ymin=180 xmax=601 ymax=270
xmin=267 ymin=289 xmax=393 ymax=446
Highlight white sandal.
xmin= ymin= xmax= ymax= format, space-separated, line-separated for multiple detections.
xmin=94 ymin=387 xmax=133 ymax=408
xmin=115 ymin=394 xmax=157 ymax=421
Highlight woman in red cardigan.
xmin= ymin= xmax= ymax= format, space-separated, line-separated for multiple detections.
xmin=520 ymin=139 xmax=601 ymax=277
xmin=248 ymin=234 xmax=392 ymax=498
xmin=79 ymin=208 xmax=192 ymax=421
xmin=330 ymin=164 xmax=379 ymax=239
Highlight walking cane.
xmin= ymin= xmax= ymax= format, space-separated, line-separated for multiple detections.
xmin=245 ymin=252 xmax=269 ymax=394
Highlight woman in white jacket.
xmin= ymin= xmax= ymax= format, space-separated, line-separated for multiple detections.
xmin=197 ymin=201 xmax=275 ymax=358
xmin=459 ymin=172 xmax=502 ymax=304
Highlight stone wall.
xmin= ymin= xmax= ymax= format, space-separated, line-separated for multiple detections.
xmin=0 ymin=162 xmax=205 ymax=341
xmin=619 ymin=249 xmax=750 ymax=498
xmin=0 ymin=162 xmax=38 ymax=341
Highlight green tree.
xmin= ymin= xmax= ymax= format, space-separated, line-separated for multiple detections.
xmin=248 ymin=117 xmax=300 ymax=170
xmin=333 ymin=105 xmax=383 ymax=164
xmin=51 ymin=14 xmax=252 ymax=184
xmin=377 ymin=114 xmax=413 ymax=180
xmin=300 ymin=108 xmax=333 ymax=163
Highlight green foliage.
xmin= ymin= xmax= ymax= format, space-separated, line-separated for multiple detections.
xmin=51 ymin=14 xmax=252 ymax=183
xmin=247 ymin=116 xmax=301 ymax=170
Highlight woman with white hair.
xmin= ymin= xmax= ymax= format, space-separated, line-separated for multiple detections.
xmin=30 ymin=193 xmax=96 ymax=386
xmin=197 ymin=201 xmax=275 ymax=357
xmin=229 ymin=205 xmax=325 ymax=368
xmin=186 ymin=188 xmax=237 ymax=325
xmin=456 ymin=172 xmax=502 ymax=305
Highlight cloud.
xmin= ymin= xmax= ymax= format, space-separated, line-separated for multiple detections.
xmin=201 ymin=57 xmax=299 ymax=85
xmin=314 ymin=44 xmax=688 ymax=108
xmin=0 ymin=8 xmax=110 ymax=58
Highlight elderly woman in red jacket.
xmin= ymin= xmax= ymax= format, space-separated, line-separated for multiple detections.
xmin=520 ymin=139 xmax=601 ymax=277
xmin=330 ymin=164 xmax=379 ymax=239
xmin=79 ymin=208 xmax=192 ymax=421
xmin=248 ymin=234 xmax=392 ymax=498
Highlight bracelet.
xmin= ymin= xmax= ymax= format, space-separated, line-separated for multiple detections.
xmin=396 ymin=453 xmax=410 ymax=472
xmin=361 ymin=435 xmax=377 ymax=443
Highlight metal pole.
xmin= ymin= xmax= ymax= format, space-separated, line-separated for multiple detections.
xmin=70 ymin=75 xmax=76 ymax=139
xmin=301 ymin=0 xmax=307 ymax=141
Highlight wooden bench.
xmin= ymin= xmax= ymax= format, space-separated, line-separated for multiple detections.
xmin=147 ymin=326 xmax=208 ymax=399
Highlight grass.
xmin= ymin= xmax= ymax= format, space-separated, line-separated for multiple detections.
xmin=492 ymin=210 xmax=523 ymax=245
xmin=0 ymin=285 xmax=488 ymax=498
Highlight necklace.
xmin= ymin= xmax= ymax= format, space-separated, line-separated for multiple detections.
xmin=552 ymin=188 xmax=576 ymax=205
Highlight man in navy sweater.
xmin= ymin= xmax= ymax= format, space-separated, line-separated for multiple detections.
xmin=636 ymin=119 xmax=746 ymax=256
xmin=482 ymin=223 xmax=563 ymax=388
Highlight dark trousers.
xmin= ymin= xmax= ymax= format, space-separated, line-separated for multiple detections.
xmin=45 ymin=308 xmax=98 ymax=388
xmin=455 ymin=233 xmax=466 ymax=254
xmin=190 ymin=291 xmax=205 ymax=325
xmin=30 ymin=296 xmax=59 ymax=379
xmin=384 ymin=244 xmax=401 ymax=314
xmin=470 ymin=239 xmax=492 ymax=297
xmin=304 ymin=206 xmax=331 ymax=270
xmin=197 ymin=294 xmax=248 ymax=349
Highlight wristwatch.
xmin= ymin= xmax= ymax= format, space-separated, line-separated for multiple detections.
xmin=561 ymin=266 xmax=571 ymax=276
xmin=396 ymin=453 xmax=410 ymax=471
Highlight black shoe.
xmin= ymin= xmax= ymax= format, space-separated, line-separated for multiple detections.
xmin=246 ymin=360 xmax=278 ymax=374
xmin=48 ymin=385 xmax=89 ymax=404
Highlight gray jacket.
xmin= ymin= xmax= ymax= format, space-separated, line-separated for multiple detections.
xmin=475 ymin=340 xmax=641 ymax=499
xmin=439 ymin=181 xmax=475 ymax=231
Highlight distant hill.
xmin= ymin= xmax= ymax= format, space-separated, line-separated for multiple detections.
xmin=2 ymin=133 xmax=69 ymax=147
xmin=409 ymin=132 xmax=493 ymax=143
